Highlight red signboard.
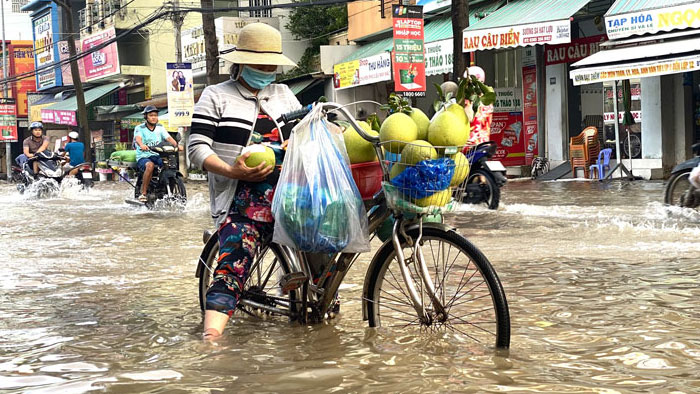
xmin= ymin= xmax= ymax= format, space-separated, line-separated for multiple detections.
xmin=0 ymin=98 xmax=18 ymax=142
xmin=81 ymin=27 xmax=120 ymax=82
xmin=544 ymin=35 xmax=607 ymax=66
xmin=522 ymin=65 xmax=538 ymax=164
xmin=10 ymin=45 xmax=36 ymax=117
xmin=392 ymin=5 xmax=426 ymax=97
xmin=41 ymin=109 xmax=77 ymax=126
xmin=490 ymin=112 xmax=525 ymax=166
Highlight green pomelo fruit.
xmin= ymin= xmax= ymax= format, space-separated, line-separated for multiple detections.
xmin=450 ymin=152 xmax=470 ymax=187
xmin=409 ymin=108 xmax=430 ymax=141
xmin=240 ymin=144 xmax=276 ymax=169
xmin=414 ymin=189 xmax=452 ymax=207
xmin=428 ymin=111 xmax=470 ymax=148
xmin=380 ymin=113 xmax=418 ymax=154
xmin=343 ymin=121 xmax=379 ymax=164
xmin=445 ymin=103 xmax=468 ymax=125
xmin=401 ymin=140 xmax=437 ymax=165
xmin=389 ymin=163 xmax=406 ymax=180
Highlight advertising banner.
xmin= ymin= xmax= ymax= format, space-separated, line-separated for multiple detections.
xmin=392 ymin=5 xmax=426 ymax=97
xmin=464 ymin=19 xmax=572 ymax=52
xmin=332 ymin=53 xmax=392 ymax=90
xmin=41 ymin=109 xmax=77 ymax=126
xmin=605 ymin=3 xmax=700 ymax=40
xmin=0 ymin=98 xmax=18 ymax=142
xmin=522 ymin=65 xmax=538 ymax=164
xmin=11 ymin=46 xmax=37 ymax=117
xmin=545 ymin=35 xmax=607 ymax=66
xmin=425 ymin=39 xmax=453 ymax=76
xmin=59 ymin=41 xmax=86 ymax=85
xmin=571 ymin=54 xmax=700 ymax=85
xmin=490 ymin=112 xmax=525 ymax=167
xmin=81 ymin=27 xmax=120 ymax=82
xmin=604 ymin=111 xmax=642 ymax=125
xmin=166 ymin=63 xmax=195 ymax=127
xmin=492 ymin=88 xmax=522 ymax=113
xmin=33 ymin=12 xmax=58 ymax=89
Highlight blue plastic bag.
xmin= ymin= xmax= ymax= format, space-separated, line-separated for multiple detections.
xmin=272 ymin=106 xmax=370 ymax=253
xmin=390 ymin=158 xmax=455 ymax=199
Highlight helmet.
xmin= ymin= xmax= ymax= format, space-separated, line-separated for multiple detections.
xmin=142 ymin=105 xmax=159 ymax=116
xmin=68 ymin=131 xmax=79 ymax=140
xmin=29 ymin=121 xmax=44 ymax=131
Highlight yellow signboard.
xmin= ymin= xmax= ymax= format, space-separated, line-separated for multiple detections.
xmin=332 ymin=59 xmax=360 ymax=90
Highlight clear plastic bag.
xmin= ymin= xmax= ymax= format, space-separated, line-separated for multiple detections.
xmin=272 ymin=105 xmax=370 ymax=253
xmin=690 ymin=164 xmax=700 ymax=189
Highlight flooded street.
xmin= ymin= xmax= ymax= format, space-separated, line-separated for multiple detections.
xmin=1 ymin=179 xmax=699 ymax=392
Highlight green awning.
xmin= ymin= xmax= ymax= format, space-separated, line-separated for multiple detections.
xmin=43 ymin=82 xmax=123 ymax=111
xmin=465 ymin=0 xmax=591 ymax=31
xmin=339 ymin=37 xmax=394 ymax=63
xmin=423 ymin=1 xmax=506 ymax=43
xmin=286 ymin=78 xmax=320 ymax=95
xmin=606 ymin=0 xmax=696 ymax=16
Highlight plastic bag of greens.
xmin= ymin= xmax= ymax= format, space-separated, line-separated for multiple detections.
xmin=272 ymin=105 xmax=370 ymax=253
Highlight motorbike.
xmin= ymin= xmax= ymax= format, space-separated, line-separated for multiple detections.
xmin=664 ymin=142 xmax=700 ymax=209
xmin=127 ymin=145 xmax=187 ymax=207
xmin=12 ymin=151 xmax=94 ymax=195
xmin=461 ymin=141 xmax=507 ymax=210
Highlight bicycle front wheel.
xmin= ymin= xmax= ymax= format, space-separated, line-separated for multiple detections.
xmin=365 ymin=227 xmax=510 ymax=349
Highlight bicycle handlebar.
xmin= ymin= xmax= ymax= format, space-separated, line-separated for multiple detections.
xmin=280 ymin=102 xmax=381 ymax=144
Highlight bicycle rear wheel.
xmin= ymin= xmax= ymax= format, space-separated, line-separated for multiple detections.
xmin=365 ymin=227 xmax=510 ymax=349
xmin=198 ymin=232 xmax=297 ymax=318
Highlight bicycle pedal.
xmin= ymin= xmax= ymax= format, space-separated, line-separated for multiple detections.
xmin=280 ymin=272 xmax=308 ymax=294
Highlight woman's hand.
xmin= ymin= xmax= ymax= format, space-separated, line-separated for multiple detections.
xmin=229 ymin=152 xmax=273 ymax=182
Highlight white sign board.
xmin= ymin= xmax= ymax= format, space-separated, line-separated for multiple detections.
xmin=358 ymin=52 xmax=392 ymax=86
xmin=425 ymin=39 xmax=453 ymax=76
xmin=571 ymin=54 xmax=700 ymax=86
xmin=463 ymin=19 xmax=572 ymax=52
xmin=605 ymin=3 xmax=700 ymax=40
xmin=492 ymin=88 xmax=523 ymax=113
xmin=33 ymin=13 xmax=56 ymax=89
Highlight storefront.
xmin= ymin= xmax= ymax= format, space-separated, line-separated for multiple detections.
xmin=570 ymin=0 xmax=700 ymax=179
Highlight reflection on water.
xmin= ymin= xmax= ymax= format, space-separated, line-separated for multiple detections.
xmin=1 ymin=179 xmax=699 ymax=392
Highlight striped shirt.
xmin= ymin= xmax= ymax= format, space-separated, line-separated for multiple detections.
xmin=188 ymin=80 xmax=301 ymax=225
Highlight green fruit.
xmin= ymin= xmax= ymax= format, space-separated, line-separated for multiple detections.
xmin=380 ymin=112 xmax=418 ymax=154
xmin=240 ymin=144 xmax=276 ymax=169
xmin=401 ymin=140 xmax=437 ymax=165
xmin=414 ymin=189 xmax=452 ymax=207
xmin=409 ymin=108 xmax=430 ymax=140
xmin=343 ymin=121 xmax=379 ymax=164
xmin=450 ymin=152 xmax=470 ymax=187
xmin=389 ymin=163 xmax=406 ymax=180
xmin=445 ymin=103 xmax=468 ymax=125
xmin=428 ymin=111 xmax=470 ymax=148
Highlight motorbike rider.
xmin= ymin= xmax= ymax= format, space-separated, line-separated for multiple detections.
xmin=188 ymin=23 xmax=300 ymax=339
xmin=62 ymin=131 xmax=85 ymax=176
xmin=17 ymin=121 xmax=49 ymax=177
xmin=134 ymin=105 xmax=180 ymax=202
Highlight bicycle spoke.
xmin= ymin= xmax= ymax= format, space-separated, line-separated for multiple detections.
xmin=380 ymin=289 xmax=415 ymax=307
xmin=448 ymin=291 xmax=490 ymax=309
xmin=449 ymin=315 xmax=497 ymax=337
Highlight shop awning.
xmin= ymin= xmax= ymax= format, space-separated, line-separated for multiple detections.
xmin=40 ymin=82 xmax=123 ymax=126
xmin=463 ymin=0 xmax=593 ymax=52
xmin=339 ymin=37 xmax=394 ymax=63
xmin=94 ymin=104 xmax=143 ymax=120
xmin=605 ymin=0 xmax=700 ymax=40
xmin=570 ymin=36 xmax=700 ymax=85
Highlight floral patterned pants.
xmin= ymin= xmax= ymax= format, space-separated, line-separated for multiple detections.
xmin=205 ymin=214 xmax=273 ymax=316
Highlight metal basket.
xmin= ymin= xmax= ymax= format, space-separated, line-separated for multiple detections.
xmin=376 ymin=140 xmax=476 ymax=214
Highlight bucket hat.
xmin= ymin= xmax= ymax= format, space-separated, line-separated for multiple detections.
xmin=219 ymin=23 xmax=296 ymax=67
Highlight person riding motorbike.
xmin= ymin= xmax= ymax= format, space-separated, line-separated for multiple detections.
xmin=188 ymin=23 xmax=301 ymax=339
xmin=62 ymin=131 xmax=86 ymax=176
xmin=17 ymin=121 xmax=49 ymax=177
xmin=134 ymin=105 xmax=180 ymax=202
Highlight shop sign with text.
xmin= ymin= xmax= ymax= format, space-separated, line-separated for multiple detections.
xmin=392 ymin=5 xmax=426 ymax=97
xmin=605 ymin=3 xmax=700 ymax=40
xmin=332 ymin=53 xmax=392 ymax=90
xmin=425 ymin=39 xmax=453 ymax=76
xmin=490 ymin=112 xmax=525 ymax=167
xmin=41 ymin=109 xmax=77 ymax=126
xmin=464 ymin=19 xmax=571 ymax=52
xmin=571 ymin=54 xmax=700 ymax=85
xmin=165 ymin=63 xmax=195 ymax=127
xmin=522 ymin=65 xmax=538 ymax=163
xmin=10 ymin=46 xmax=36 ymax=117
xmin=81 ymin=27 xmax=120 ymax=82
xmin=33 ymin=11 xmax=60 ymax=89
xmin=492 ymin=88 xmax=522 ymax=113
xmin=0 ymin=98 xmax=18 ymax=142
xmin=545 ymin=35 xmax=607 ymax=66
xmin=604 ymin=111 xmax=642 ymax=125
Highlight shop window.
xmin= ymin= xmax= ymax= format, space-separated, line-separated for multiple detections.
xmin=493 ymin=50 xmax=522 ymax=89
xmin=603 ymin=80 xmax=642 ymax=159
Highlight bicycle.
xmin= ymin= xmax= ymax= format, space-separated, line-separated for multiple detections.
xmin=194 ymin=102 xmax=511 ymax=349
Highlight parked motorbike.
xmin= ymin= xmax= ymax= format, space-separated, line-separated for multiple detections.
xmin=12 ymin=151 xmax=94 ymax=195
xmin=664 ymin=143 xmax=700 ymax=209
xmin=128 ymin=145 xmax=187 ymax=207
xmin=461 ymin=141 xmax=507 ymax=210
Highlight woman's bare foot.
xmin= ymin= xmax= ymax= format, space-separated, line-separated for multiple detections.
xmin=203 ymin=328 xmax=221 ymax=340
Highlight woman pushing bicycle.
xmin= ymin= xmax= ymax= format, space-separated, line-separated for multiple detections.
xmin=188 ymin=23 xmax=301 ymax=339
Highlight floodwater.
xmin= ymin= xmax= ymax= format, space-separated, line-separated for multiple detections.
xmin=1 ymin=178 xmax=699 ymax=392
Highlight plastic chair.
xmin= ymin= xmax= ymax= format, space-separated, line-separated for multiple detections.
xmin=589 ymin=148 xmax=612 ymax=180
xmin=570 ymin=127 xmax=598 ymax=178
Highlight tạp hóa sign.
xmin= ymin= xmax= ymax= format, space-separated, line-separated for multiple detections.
xmin=605 ymin=3 xmax=700 ymax=40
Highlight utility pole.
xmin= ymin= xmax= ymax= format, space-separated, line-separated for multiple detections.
xmin=451 ymin=0 xmax=469 ymax=81
xmin=172 ymin=0 xmax=188 ymax=177
xmin=2 ymin=0 xmax=10 ymax=180
xmin=201 ymin=0 xmax=218 ymax=86
xmin=54 ymin=0 xmax=92 ymax=163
